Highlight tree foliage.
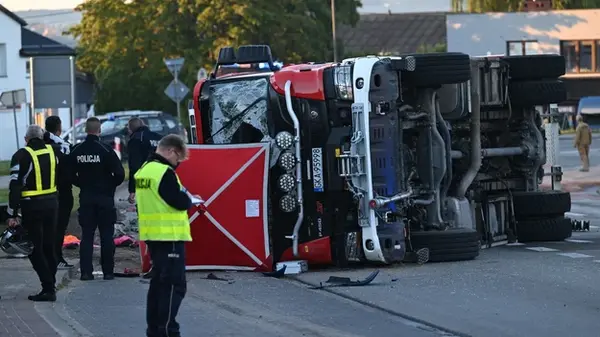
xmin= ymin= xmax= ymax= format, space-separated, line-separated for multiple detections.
xmin=68 ymin=0 xmax=361 ymax=115
xmin=452 ymin=0 xmax=600 ymax=12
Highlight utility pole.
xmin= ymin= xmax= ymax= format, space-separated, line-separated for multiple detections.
xmin=331 ymin=0 xmax=338 ymax=63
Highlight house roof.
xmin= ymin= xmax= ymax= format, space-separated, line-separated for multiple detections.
xmin=0 ymin=4 xmax=27 ymax=26
xmin=339 ymin=12 xmax=447 ymax=55
xmin=20 ymin=27 xmax=76 ymax=57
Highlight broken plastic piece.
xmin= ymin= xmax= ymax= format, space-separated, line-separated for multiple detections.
xmin=263 ymin=265 xmax=286 ymax=279
xmin=206 ymin=272 xmax=234 ymax=283
xmin=310 ymin=270 xmax=380 ymax=289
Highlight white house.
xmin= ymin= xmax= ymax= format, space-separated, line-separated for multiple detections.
xmin=0 ymin=5 xmax=30 ymax=160
xmin=0 ymin=4 xmax=80 ymax=161
xmin=447 ymin=9 xmax=600 ymax=112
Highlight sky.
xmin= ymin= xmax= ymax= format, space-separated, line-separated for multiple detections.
xmin=3 ymin=0 xmax=452 ymax=13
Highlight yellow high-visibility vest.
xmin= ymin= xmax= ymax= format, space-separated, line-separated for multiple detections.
xmin=135 ymin=161 xmax=191 ymax=241
xmin=21 ymin=145 xmax=57 ymax=197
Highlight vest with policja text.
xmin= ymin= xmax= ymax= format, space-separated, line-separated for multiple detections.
xmin=134 ymin=161 xmax=191 ymax=241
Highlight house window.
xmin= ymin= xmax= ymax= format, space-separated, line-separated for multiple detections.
xmin=560 ymin=40 xmax=600 ymax=74
xmin=0 ymin=44 xmax=7 ymax=77
xmin=506 ymin=40 xmax=539 ymax=56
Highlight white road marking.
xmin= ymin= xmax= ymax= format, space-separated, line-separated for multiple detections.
xmin=557 ymin=252 xmax=594 ymax=258
xmin=565 ymin=212 xmax=586 ymax=218
xmin=526 ymin=247 xmax=560 ymax=252
xmin=565 ymin=239 xmax=594 ymax=243
xmin=593 ymin=260 xmax=600 ymax=263
xmin=506 ymin=242 xmax=525 ymax=246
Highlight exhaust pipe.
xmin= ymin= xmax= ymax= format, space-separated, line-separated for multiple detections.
xmin=455 ymin=67 xmax=482 ymax=197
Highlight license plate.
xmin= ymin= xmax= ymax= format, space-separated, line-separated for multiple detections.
xmin=311 ymin=148 xmax=324 ymax=192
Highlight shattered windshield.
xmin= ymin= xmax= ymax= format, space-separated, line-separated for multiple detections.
xmin=209 ymin=77 xmax=270 ymax=144
xmin=209 ymin=77 xmax=281 ymax=166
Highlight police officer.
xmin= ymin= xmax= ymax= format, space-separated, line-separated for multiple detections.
xmin=69 ymin=117 xmax=125 ymax=281
xmin=6 ymin=125 xmax=60 ymax=301
xmin=127 ymin=117 xmax=162 ymax=278
xmin=43 ymin=116 xmax=74 ymax=269
xmin=127 ymin=117 xmax=162 ymax=204
xmin=135 ymin=134 xmax=195 ymax=337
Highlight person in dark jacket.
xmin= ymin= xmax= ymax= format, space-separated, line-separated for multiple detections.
xmin=43 ymin=116 xmax=74 ymax=269
xmin=7 ymin=125 xmax=60 ymax=301
xmin=69 ymin=117 xmax=125 ymax=281
xmin=135 ymin=134 xmax=195 ymax=337
xmin=127 ymin=117 xmax=162 ymax=204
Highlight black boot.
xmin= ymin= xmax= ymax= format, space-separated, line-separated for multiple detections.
xmin=28 ymin=290 xmax=56 ymax=302
xmin=103 ymin=273 xmax=115 ymax=280
xmin=80 ymin=273 xmax=94 ymax=281
xmin=142 ymin=267 xmax=155 ymax=279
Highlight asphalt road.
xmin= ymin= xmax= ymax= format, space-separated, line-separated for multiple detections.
xmin=294 ymin=188 xmax=600 ymax=337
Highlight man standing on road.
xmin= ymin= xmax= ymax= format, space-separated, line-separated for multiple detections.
xmin=574 ymin=114 xmax=592 ymax=172
xmin=126 ymin=117 xmax=162 ymax=279
xmin=127 ymin=117 xmax=162 ymax=204
xmin=6 ymin=125 xmax=60 ymax=301
xmin=135 ymin=135 xmax=195 ymax=337
xmin=69 ymin=117 xmax=125 ymax=281
xmin=43 ymin=116 xmax=75 ymax=270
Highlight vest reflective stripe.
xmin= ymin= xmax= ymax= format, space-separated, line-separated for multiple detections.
xmin=135 ymin=161 xmax=191 ymax=242
xmin=22 ymin=145 xmax=57 ymax=197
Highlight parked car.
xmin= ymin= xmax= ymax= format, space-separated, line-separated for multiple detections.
xmin=62 ymin=111 xmax=188 ymax=160
xmin=62 ymin=110 xmax=163 ymax=144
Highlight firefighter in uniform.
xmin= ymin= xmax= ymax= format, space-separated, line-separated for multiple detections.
xmin=69 ymin=117 xmax=125 ymax=281
xmin=574 ymin=114 xmax=592 ymax=172
xmin=135 ymin=134 xmax=194 ymax=337
xmin=43 ymin=116 xmax=75 ymax=269
xmin=6 ymin=125 xmax=60 ymax=301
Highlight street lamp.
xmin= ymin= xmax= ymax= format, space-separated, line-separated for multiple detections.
xmin=331 ymin=0 xmax=338 ymax=63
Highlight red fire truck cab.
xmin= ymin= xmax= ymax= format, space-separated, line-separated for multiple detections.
xmin=187 ymin=45 xmax=414 ymax=268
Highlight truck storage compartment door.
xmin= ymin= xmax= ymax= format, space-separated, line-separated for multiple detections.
xmin=177 ymin=143 xmax=272 ymax=271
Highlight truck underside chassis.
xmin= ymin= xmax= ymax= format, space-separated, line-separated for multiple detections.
xmin=331 ymin=52 xmax=573 ymax=265
xmin=192 ymin=46 xmax=573 ymax=268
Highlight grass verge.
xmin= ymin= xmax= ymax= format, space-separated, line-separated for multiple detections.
xmin=0 ymin=161 xmax=9 ymax=176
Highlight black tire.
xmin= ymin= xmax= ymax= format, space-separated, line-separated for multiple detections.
xmin=410 ymin=228 xmax=480 ymax=262
xmin=516 ymin=216 xmax=572 ymax=242
xmin=504 ymin=54 xmax=566 ymax=80
xmin=511 ymin=190 xmax=571 ymax=220
xmin=401 ymin=53 xmax=471 ymax=87
xmin=509 ymin=80 xmax=567 ymax=106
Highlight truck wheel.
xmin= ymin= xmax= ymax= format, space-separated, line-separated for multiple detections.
xmin=509 ymin=80 xmax=567 ymax=106
xmin=410 ymin=228 xmax=480 ymax=262
xmin=516 ymin=216 xmax=572 ymax=242
xmin=504 ymin=54 xmax=566 ymax=80
xmin=401 ymin=53 xmax=471 ymax=87
xmin=511 ymin=190 xmax=571 ymax=220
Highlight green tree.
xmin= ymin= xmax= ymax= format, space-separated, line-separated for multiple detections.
xmin=451 ymin=0 xmax=600 ymax=12
xmin=68 ymin=0 xmax=361 ymax=115
xmin=416 ymin=43 xmax=447 ymax=53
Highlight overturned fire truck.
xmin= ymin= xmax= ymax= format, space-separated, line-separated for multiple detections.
xmin=181 ymin=45 xmax=571 ymax=270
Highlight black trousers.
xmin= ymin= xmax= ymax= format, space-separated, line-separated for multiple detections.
xmin=146 ymin=241 xmax=186 ymax=337
xmin=78 ymin=203 xmax=116 ymax=275
xmin=56 ymin=192 xmax=74 ymax=262
xmin=22 ymin=201 xmax=59 ymax=292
